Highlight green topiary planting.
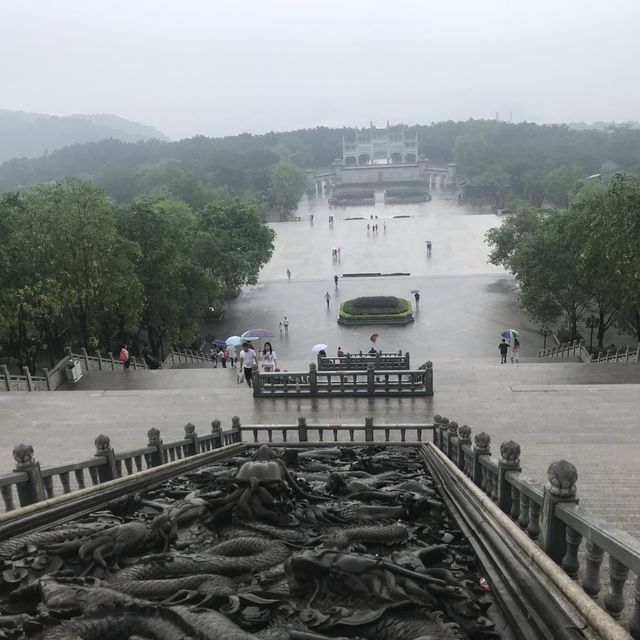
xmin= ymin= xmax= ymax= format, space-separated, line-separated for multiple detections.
xmin=338 ymin=296 xmax=414 ymax=324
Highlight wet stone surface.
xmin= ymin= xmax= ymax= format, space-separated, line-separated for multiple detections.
xmin=0 ymin=446 xmax=509 ymax=639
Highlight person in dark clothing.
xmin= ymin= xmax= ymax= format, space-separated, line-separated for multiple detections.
xmin=499 ymin=339 xmax=509 ymax=364
xmin=414 ymin=292 xmax=420 ymax=305
xmin=334 ymin=275 xmax=339 ymax=287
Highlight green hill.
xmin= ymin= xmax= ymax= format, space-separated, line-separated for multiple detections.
xmin=0 ymin=109 xmax=168 ymax=163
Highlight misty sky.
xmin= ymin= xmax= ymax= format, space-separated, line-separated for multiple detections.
xmin=2 ymin=0 xmax=640 ymax=140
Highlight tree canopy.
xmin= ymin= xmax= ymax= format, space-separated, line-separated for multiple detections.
xmin=486 ymin=175 xmax=640 ymax=348
xmin=0 ymin=178 xmax=275 ymax=370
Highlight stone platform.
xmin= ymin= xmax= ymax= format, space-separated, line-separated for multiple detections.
xmin=2 ymin=360 xmax=640 ymax=538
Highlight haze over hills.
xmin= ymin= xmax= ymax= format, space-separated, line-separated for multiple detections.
xmin=0 ymin=109 xmax=168 ymax=163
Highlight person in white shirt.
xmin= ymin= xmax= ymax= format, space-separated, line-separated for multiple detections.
xmin=239 ymin=342 xmax=258 ymax=387
xmin=261 ymin=342 xmax=277 ymax=372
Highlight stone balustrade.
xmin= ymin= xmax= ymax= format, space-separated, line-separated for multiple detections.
xmin=431 ymin=415 xmax=640 ymax=637
xmin=0 ymin=417 xmax=242 ymax=513
xmin=538 ymin=338 xmax=640 ymax=364
xmin=252 ymin=361 xmax=433 ymax=397
xmin=317 ymin=350 xmax=410 ymax=371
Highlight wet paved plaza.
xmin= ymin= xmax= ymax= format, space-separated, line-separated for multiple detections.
xmin=1 ymin=190 xmax=640 ymax=537
xmin=208 ymin=192 xmax=540 ymax=364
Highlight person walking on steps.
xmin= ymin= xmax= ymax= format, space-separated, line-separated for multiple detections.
xmin=286 ymin=269 xmax=292 ymax=280
xmin=334 ymin=275 xmax=339 ymax=287
xmin=499 ymin=339 xmax=509 ymax=364
xmin=325 ymin=292 xmax=331 ymax=308
xmin=283 ymin=316 xmax=289 ymax=333
xmin=239 ymin=342 xmax=258 ymax=387
xmin=511 ymin=337 xmax=520 ymax=363
xmin=414 ymin=292 xmax=420 ymax=305
xmin=119 ymin=344 xmax=130 ymax=370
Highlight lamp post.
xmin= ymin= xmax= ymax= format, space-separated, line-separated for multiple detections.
xmin=540 ymin=326 xmax=553 ymax=350
xmin=585 ymin=315 xmax=600 ymax=353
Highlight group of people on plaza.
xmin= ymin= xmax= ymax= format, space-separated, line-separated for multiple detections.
xmin=207 ymin=340 xmax=280 ymax=387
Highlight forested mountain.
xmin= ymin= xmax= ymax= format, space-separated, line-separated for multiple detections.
xmin=0 ymin=109 xmax=168 ymax=163
xmin=2 ymin=120 xmax=640 ymax=208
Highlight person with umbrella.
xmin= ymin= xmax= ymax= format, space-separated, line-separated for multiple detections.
xmin=498 ymin=339 xmax=509 ymax=364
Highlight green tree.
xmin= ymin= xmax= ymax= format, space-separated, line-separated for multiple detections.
xmin=197 ymin=198 xmax=275 ymax=295
xmin=117 ymin=196 xmax=218 ymax=356
xmin=541 ymin=165 xmax=585 ymax=207
xmin=23 ymin=177 xmax=142 ymax=349
xmin=267 ymin=159 xmax=307 ymax=220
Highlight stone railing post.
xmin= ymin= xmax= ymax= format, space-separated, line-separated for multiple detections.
xmin=472 ymin=432 xmax=491 ymax=487
xmin=1 ymin=364 xmax=11 ymax=391
xmin=252 ymin=364 xmax=260 ymax=397
xmin=297 ymin=416 xmax=308 ymax=442
xmin=457 ymin=424 xmax=472 ymax=470
xmin=437 ymin=416 xmax=449 ymax=451
xmin=423 ymin=361 xmax=433 ymax=395
xmin=231 ymin=416 xmax=242 ymax=443
xmin=22 ymin=367 xmax=33 ymax=391
xmin=432 ymin=414 xmax=442 ymax=444
xmin=43 ymin=367 xmax=52 ymax=390
xmin=183 ymin=423 xmax=198 ymax=456
xmin=170 ymin=351 xmax=175 ymax=367
xmin=147 ymin=428 xmax=165 ymax=466
xmin=445 ymin=421 xmax=458 ymax=460
xmin=405 ymin=350 xmax=410 ymax=368
xmin=109 ymin=352 xmax=115 ymax=370
xmin=367 ymin=363 xmax=375 ymax=396
xmin=539 ymin=460 xmax=579 ymax=563
xmin=80 ymin=348 xmax=90 ymax=370
xmin=131 ymin=356 xmax=137 ymax=370
xmin=365 ymin=416 xmax=374 ymax=442
xmin=309 ymin=363 xmax=318 ymax=396
xmin=346 ymin=353 xmax=351 ymax=368
xmin=13 ymin=444 xmax=46 ymax=506
xmin=497 ymin=440 xmax=521 ymax=514
xmin=210 ymin=419 xmax=222 ymax=448
xmin=95 ymin=350 xmax=103 ymax=371
xmin=94 ymin=435 xmax=117 ymax=482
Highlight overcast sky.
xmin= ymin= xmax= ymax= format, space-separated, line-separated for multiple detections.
xmin=2 ymin=0 xmax=640 ymax=140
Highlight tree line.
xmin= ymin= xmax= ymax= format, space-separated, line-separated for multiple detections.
xmin=3 ymin=121 xmax=640 ymax=209
xmin=0 ymin=178 xmax=275 ymax=372
xmin=486 ymin=175 xmax=640 ymax=349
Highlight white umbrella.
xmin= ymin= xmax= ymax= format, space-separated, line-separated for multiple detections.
xmin=312 ymin=343 xmax=328 ymax=353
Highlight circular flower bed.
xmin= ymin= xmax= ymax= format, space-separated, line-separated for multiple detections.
xmin=338 ymin=296 xmax=414 ymax=325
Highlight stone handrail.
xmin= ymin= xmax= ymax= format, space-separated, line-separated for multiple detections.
xmin=162 ymin=349 xmax=211 ymax=368
xmin=430 ymin=416 xmax=640 ymax=636
xmin=0 ymin=347 xmax=149 ymax=393
xmin=537 ymin=339 xmax=592 ymax=361
xmin=591 ymin=345 xmax=640 ymax=364
xmin=252 ymin=362 xmax=433 ymax=397
xmin=243 ymin=418 xmax=434 ymax=444
xmin=317 ymin=350 xmax=410 ymax=371
xmin=0 ymin=417 xmax=243 ymax=513
xmin=539 ymin=339 xmax=640 ymax=364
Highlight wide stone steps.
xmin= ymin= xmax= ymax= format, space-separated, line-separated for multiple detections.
xmin=59 ymin=358 xmax=640 ymax=392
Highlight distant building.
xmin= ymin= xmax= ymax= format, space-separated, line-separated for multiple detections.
xmin=342 ymin=122 xmax=418 ymax=166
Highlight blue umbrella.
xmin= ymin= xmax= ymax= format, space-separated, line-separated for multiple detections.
xmin=211 ymin=339 xmax=227 ymax=348
xmin=225 ymin=336 xmax=243 ymax=347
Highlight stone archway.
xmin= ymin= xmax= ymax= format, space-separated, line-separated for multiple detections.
xmin=345 ymin=156 xmax=356 ymax=167
xmin=358 ymin=154 xmax=370 ymax=165
xmin=404 ymin=153 xmax=416 ymax=164
xmin=390 ymin=152 xmax=403 ymax=164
